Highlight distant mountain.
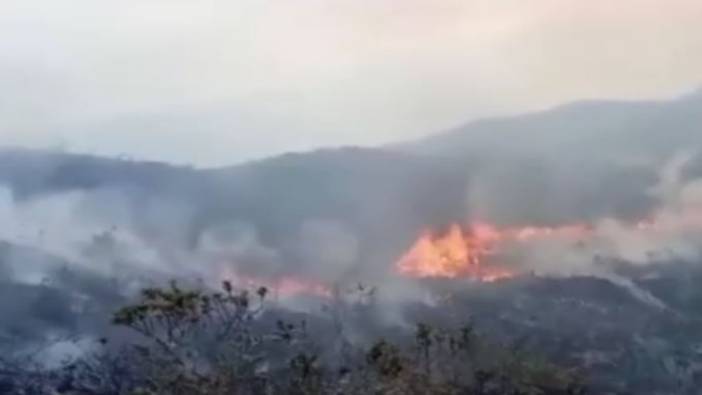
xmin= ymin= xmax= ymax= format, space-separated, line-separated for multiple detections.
xmin=0 ymin=147 xmax=470 ymax=273
xmin=389 ymin=90 xmax=702 ymax=224
xmin=0 ymin=91 xmax=700 ymax=269
xmin=0 ymin=148 xmax=203 ymax=198
xmin=395 ymin=89 xmax=702 ymax=166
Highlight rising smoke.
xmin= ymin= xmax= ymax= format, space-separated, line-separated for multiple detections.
xmin=0 ymin=141 xmax=701 ymax=355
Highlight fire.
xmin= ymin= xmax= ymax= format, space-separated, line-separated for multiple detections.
xmin=396 ymin=224 xmax=511 ymax=281
xmin=272 ymin=277 xmax=333 ymax=298
xmin=395 ymin=222 xmax=592 ymax=281
xmin=220 ymin=268 xmax=332 ymax=299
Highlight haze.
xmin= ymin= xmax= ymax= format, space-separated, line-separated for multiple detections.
xmin=1 ymin=0 xmax=701 ymax=166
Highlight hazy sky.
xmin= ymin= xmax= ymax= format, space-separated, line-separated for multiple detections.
xmin=1 ymin=0 xmax=701 ymax=166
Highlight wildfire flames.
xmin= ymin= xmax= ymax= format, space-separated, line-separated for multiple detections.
xmin=221 ymin=209 xmax=701 ymax=295
xmin=395 ymin=222 xmax=592 ymax=282
xmin=219 ymin=268 xmax=333 ymax=299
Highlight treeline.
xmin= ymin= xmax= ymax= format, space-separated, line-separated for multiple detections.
xmin=1 ymin=282 xmax=586 ymax=394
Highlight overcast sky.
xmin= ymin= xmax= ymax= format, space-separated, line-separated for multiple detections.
xmin=1 ymin=0 xmax=701 ymax=166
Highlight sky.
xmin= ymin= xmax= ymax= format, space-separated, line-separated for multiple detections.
xmin=1 ymin=0 xmax=701 ymax=167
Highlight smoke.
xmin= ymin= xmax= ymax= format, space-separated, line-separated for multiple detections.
xmin=1 ymin=144 xmax=702 ymax=354
xmin=0 ymin=184 xmax=211 ymax=353
xmin=595 ymin=152 xmax=702 ymax=265
xmin=479 ymin=153 xmax=702 ymax=309
xmin=0 ymin=175 xmax=377 ymax=353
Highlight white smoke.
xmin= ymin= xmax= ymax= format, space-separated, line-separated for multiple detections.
xmin=501 ymin=153 xmax=702 ymax=309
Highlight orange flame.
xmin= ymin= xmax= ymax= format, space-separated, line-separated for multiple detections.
xmin=395 ymin=224 xmax=512 ymax=281
xmin=220 ymin=268 xmax=332 ymax=299
xmin=395 ymin=222 xmax=592 ymax=281
xmin=272 ymin=277 xmax=333 ymax=298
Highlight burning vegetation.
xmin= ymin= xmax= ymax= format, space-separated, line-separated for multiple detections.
xmin=218 ymin=269 xmax=333 ymax=299
xmin=221 ymin=214 xmax=697 ymax=298
xmin=395 ymin=224 xmax=511 ymax=281
xmin=395 ymin=222 xmax=592 ymax=282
